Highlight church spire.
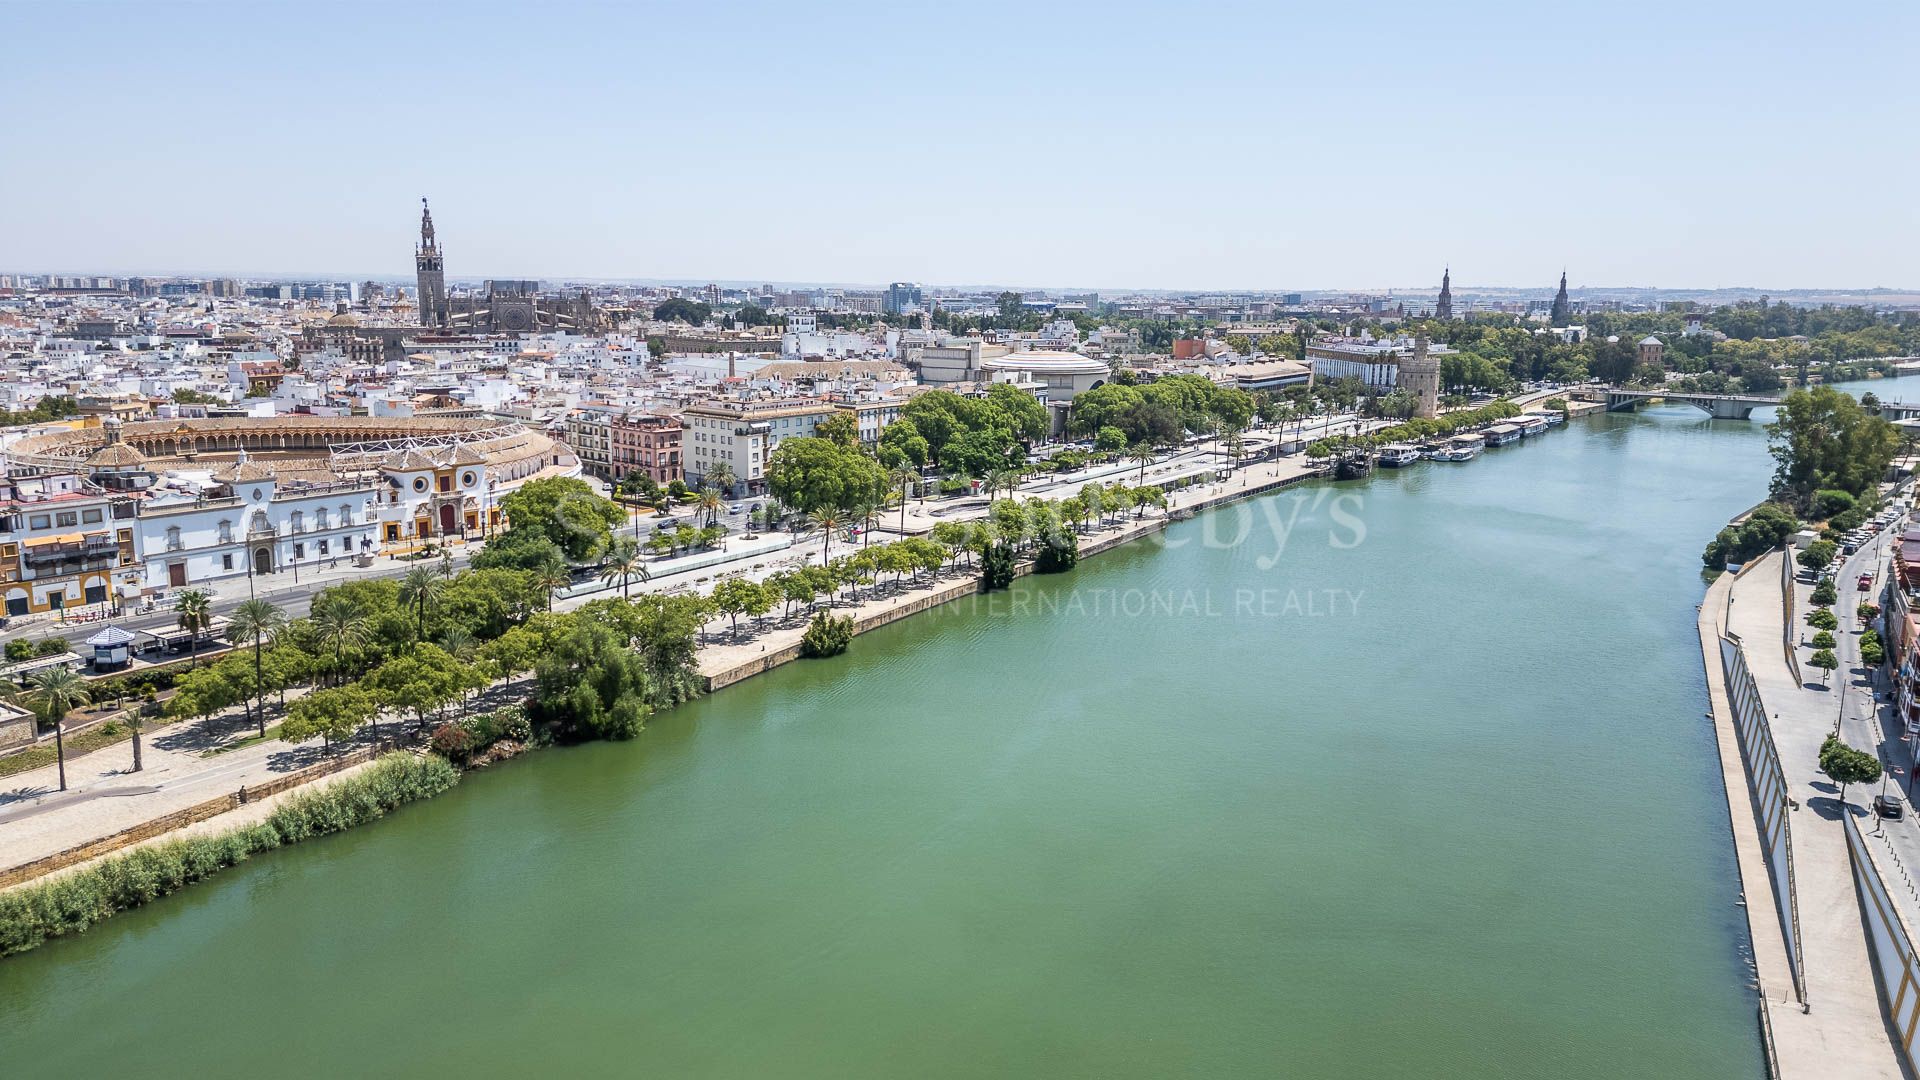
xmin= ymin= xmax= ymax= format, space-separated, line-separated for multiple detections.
xmin=1549 ymin=269 xmax=1571 ymax=325
xmin=1435 ymin=267 xmax=1453 ymax=320
xmin=418 ymin=197 xmax=437 ymax=252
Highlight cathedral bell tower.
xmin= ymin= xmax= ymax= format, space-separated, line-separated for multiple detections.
xmin=415 ymin=197 xmax=449 ymax=329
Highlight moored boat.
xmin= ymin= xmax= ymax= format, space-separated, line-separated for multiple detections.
xmin=1378 ymin=443 xmax=1421 ymax=467
xmin=1482 ymin=423 xmax=1522 ymax=447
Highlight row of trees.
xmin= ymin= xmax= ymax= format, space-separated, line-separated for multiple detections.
xmin=1302 ymin=400 xmax=1524 ymax=458
xmin=157 ymin=553 xmax=712 ymax=756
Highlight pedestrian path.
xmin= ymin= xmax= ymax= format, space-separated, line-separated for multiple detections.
xmin=1726 ymin=552 xmax=1908 ymax=1079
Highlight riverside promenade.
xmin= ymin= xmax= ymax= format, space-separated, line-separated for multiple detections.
xmin=1709 ymin=550 xmax=1910 ymax=1079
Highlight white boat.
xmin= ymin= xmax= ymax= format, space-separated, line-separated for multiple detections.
xmin=1515 ymin=415 xmax=1550 ymax=438
xmin=1539 ymin=410 xmax=1566 ymax=427
xmin=1378 ymin=444 xmax=1421 ymax=467
xmin=1482 ymin=423 xmax=1522 ymax=447
xmin=1436 ymin=435 xmax=1483 ymax=461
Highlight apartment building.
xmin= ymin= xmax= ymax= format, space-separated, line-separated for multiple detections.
xmin=0 ymin=473 xmax=138 ymax=616
xmin=609 ymin=413 xmax=682 ymax=486
xmin=681 ymin=397 xmax=836 ymax=494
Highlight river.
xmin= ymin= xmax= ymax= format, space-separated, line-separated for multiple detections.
xmin=6 ymin=383 xmax=1903 ymax=1077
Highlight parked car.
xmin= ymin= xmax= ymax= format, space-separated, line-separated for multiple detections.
xmin=1860 ymin=573 xmax=1875 ymax=591
xmin=1875 ymin=794 xmax=1905 ymax=820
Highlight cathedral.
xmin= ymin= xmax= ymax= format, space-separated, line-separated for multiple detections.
xmin=414 ymin=199 xmax=601 ymax=334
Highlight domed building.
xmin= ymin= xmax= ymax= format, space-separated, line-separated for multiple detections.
xmin=978 ymin=350 xmax=1111 ymax=400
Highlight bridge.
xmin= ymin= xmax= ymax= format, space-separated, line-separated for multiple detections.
xmin=1573 ymin=386 xmax=1784 ymax=420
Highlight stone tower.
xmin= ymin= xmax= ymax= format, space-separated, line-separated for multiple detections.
xmin=1435 ymin=267 xmax=1453 ymax=320
xmin=1549 ymin=270 xmax=1571 ymax=326
xmin=1398 ymin=333 xmax=1441 ymax=419
xmin=415 ymin=197 xmax=448 ymax=329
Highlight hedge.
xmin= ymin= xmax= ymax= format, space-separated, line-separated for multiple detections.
xmin=0 ymin=752 xmax=458 ymax=959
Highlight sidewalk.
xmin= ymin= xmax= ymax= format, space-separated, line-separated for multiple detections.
xmin=1727 ymin=551 xmax=1908 ymax=1079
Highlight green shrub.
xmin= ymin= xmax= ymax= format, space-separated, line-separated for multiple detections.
xmin=1701 ymin=503 xmax=1800 ymax=570
xmin=492 ymin=704 xmax=532 ymax=743
xmin=429 ymin=722 xmax=474 ymax=764
xmin=1860 ymin=603 xmax=1881 ymax=623
xmin=1812 ymin=489 xmax=1857 ymax=520
xmin=799 ymin=612 xmax=854 ymax=658
xmin=4 ymin=640 xmax=33 ymax=663
xmin=34 ymin=638 xmax=69 ymax=657
xmin=1034 ymin=529 xmax=1079 ymax=573
xmin=0 ymin=752 xmax=456 ymax=959
xmin=981 ymin=542 xmax=1017 ymax=591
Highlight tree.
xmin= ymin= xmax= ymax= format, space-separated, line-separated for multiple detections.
xmin=1811 ymin=630 xmax=1836 ymax=650
xmin=1819 ymin=735 xmax=1883 ymax=803
xmin=282 ymin=685 xmax=375 ymax=752
xmin=497 ymin=476 xmax=625 ymax=562
xmin=815 ymin=412 xmax=860 ymax=447
xmin=799 ymin=612 xmax=854 ymax=658
xmin=697 ymin=486 xmax=725 ymax=528
xmin=1798 ymin=540 xmax=1838 ymax=571
xmin=529 ymin=618 xmax=654 ymax=741
xmin=766 ymin=436 xmax=886 ymax=521
xmin=1810 ymin=648 xmax=1839 ymax=685
xmin=981 ymin=542 xmax=1016 ymax=591
xmin=1808 ymin=607 xmax=1839 ymax=631
xmin=174 ymin=588 xmax=213 ymax=667
xmin=310 ymin=596 xmax=370 ymax=684
xmin=711 ymin=577 xmax=767 ymax=636
xmin=27 ymin=665 xmax=89 ymax=790
xmin=367 ymin=644 xmax=471 ymax=733
xmin=1769 ymin=385 xmax=1900 ymax=507
xmin=1812 ymin=578 xmax=1838 ymax=607
xmin=651 ymin=297 xmax=711 ymax=324
xmin=227 ymin=598 xmax=287 ymax=737
xmin=397 ymin=564 xmax=448 ymax=643
xmin=599 ymin=535 xmax=649 ymax=598
xmin=532 ymin=554 xmax=572 ymax=612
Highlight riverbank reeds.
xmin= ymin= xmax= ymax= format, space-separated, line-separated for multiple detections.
xmin=0 ymin=752 xmax=458 ymax=959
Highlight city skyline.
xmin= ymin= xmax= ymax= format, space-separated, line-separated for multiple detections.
xmin=4 ymin=1 xmax=1915 ymax=291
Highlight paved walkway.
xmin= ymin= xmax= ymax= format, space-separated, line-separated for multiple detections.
xmin=1728 ymin=550 xmax=1909 ymax=1079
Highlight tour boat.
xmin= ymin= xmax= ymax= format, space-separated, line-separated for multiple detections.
xmin=1515 ymin=415 xmax=1550 ymax=438
xmin=1435 ymin=435 xmax=1483 ymax=461
xmin=1378 ymin=444 xmax=1421 ymax=467
xmin=1539 ymin=410 xmax=1566 ymax=427
xmin=1482 ymin=423 xmax=1522 ymax=447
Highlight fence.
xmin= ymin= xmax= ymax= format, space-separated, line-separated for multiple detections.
xmin=1845 ymin=812 xmax=1920 ymax=1074
xmin=1721 ymin=632 xmax=1806 ymax=1002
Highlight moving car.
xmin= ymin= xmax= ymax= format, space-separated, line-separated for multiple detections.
xmin=1860 ymin=573 xmax=1875 ymax=592
xmin=1875 ymin=794 xmax=1905 ymax=820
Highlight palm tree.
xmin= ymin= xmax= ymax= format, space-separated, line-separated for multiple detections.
xmin=226 ymin=598 xmax=286 ymax=737
xmin=705 ymin=462 xmax=736 ymax=498
xmin=691 ymin=484 xmax=721 ymax=526
xmin=28 ymin=665 xmax=89 ymax=791
xmin=811 ymin=508 xmax=845 ymax=567
xmin=987 ymin=468 xmax=1017 ymax=503
xmin=600 ymin=535 xmax=649 ymax=598
xmin=1128 ymin=443 xmax=1155 ymax=485
xmin=174 ymin=588 xmax=212 ymax=667
xmin=889 ymin=465 xmax=917 ymax=537
xmin=533 ymin=557 xmax=571 ymax=612
xmin=310 ymin=597 xmax=369 ymax=685
xmin=397 ymin=564 xmax=448 ymax=642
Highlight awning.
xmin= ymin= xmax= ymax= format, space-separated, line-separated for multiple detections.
xmin=23 ymin=533 xmax=84 ymax=547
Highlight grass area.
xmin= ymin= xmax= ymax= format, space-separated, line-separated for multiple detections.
xmin=0 ymin=719 xmax=137 ymax=779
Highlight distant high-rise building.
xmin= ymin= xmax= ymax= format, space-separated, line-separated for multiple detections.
xmin=1549 ymin=270 xmax=1571 ymax=325
xmin=415 ymin=197 xmax=449 ymax=329
xmin=1435 ymin=268 xmax=1453 ymax=320
xmin=884 ymin=281 xmax=923 ymax=315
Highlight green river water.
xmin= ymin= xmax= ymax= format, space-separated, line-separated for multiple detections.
xmin=10 ymin=390 xmax=1890 ymax=1078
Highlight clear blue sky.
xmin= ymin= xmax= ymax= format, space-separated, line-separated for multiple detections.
xmin=5 ymin=0 xmax=1914 ymax=292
